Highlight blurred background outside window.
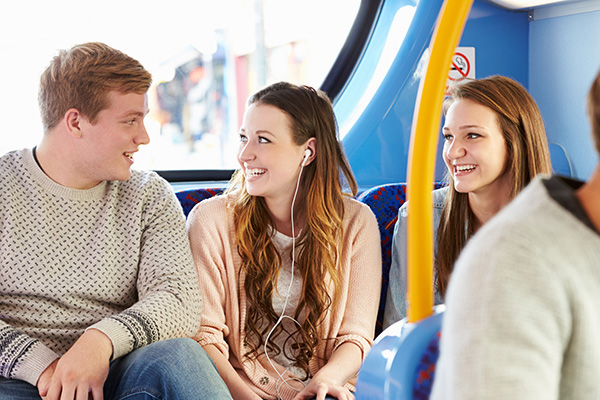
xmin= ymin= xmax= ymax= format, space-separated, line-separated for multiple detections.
xmin=0 ymin=0 xmax=360 ymax=170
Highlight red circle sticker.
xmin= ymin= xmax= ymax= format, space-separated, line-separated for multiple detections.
xmin=448 ymin=52 xmax=470 ymax=81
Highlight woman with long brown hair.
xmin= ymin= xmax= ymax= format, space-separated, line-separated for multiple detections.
xmin=384 ymin=76 xmax=552 ymax=327
xmin=187 ymin=81 xmax=381 ymax=400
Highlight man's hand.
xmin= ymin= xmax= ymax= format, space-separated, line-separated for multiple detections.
xmin=37 ymin=358 xmax=58 ymax=398
xmin=38 ymin=329 xmax=113 ymax=400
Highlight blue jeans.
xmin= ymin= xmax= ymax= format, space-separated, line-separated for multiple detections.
xmin=0 ymin=338 xmax=232 ymax=400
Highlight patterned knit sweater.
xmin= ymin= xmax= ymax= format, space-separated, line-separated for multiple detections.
xmin=0 ymin=148 xmax=201 ymax=386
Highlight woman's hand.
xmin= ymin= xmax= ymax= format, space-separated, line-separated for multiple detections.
xmin=292 ymin=342 xmax=361 ymax=400
xmin=292 ymin=378 xmax=354 ymax=400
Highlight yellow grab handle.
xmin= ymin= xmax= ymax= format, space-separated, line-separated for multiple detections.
xmin=406 ymin=0 xmax=473 ymax=323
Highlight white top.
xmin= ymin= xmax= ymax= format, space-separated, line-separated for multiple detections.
xmin=265 ymin=230 xmax=306 ymax=379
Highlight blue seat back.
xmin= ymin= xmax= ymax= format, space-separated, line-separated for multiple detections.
xmin=355 ymin=311 xmax=444 ymax=400
xmin=357 ymin=183 xmax=445 ymax=336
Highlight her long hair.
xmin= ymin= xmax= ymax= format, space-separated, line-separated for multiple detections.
xmin=227 ymin=82 xmax=357 ymax=376
xmin=436 ymin=76 xmax=552 ymax=296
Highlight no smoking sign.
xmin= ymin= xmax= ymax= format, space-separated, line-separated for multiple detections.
xmin=446 ymin=47 xmax=475 ymax=92
xmin=449 ymin=52 xmax=470 ymax=80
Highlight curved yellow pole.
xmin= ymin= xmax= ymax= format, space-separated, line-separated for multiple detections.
xmin=406 ymin=0 xmax=473 ymax=323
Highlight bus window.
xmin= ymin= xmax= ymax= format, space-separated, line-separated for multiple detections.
xmin=339 ymin=5 xmax=416 ymax=138
xmin=0 ymin=0 xmax=360 ymax=173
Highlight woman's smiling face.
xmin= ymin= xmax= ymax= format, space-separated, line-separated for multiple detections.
xmin=237 ymin=103 xmax=306 ymax=204
xmin=443 ymin=98 xmax=511 ymax=196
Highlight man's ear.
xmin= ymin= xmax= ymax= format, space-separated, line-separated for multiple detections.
xmin=64 ymin=108 xmax=83 ymax=138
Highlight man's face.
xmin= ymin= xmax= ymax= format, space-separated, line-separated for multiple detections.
xmin=75 ymin=91 xmax=149 ymax=188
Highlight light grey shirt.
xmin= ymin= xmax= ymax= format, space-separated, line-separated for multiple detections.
xmin=431 ymin=175 xmax=600 ymax=400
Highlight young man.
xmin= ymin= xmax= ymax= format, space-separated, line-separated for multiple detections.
xmin=431 ymin=69 xmax=600 ymax=399
xmin=0 ymin=42 xmax=231 ymax=400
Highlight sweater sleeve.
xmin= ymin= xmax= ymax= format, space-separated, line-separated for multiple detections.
xmin=383 ymin=202 xmax=409 ymax=329
xmin=90 ymin=176 xmax=202 ymax=359
xmin=334 ymin=202 xmax=382 ymax=358
xmin=384 ymin=187 xmax=447 ymax=329
xmin=187 ymin=196 xmax=232 ymax=356
xmin=0 ymin=324 xmax=60 ymax=385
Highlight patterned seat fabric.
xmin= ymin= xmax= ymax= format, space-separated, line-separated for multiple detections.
xmin=175 ymin=188 xmax=224 ymax=217
xmin=356 ymin=182 xmax=445 ymax=336
xmin=413 ymin=331 xmax=441 ymax=400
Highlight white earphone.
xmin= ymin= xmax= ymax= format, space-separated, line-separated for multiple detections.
xmin=301 ymin=148 xmax=312 ymax=166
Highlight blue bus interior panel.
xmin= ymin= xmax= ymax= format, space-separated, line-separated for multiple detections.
xmin=529 ymin=6 xmax=600 ymax=181
xmin=338 ymin=0 xmax=529 ymax=188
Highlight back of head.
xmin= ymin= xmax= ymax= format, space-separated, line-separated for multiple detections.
xmin=587 ymin=69 xmax=600 ymax=155
xmin=38 ymin=42 xmax=152 ymax=132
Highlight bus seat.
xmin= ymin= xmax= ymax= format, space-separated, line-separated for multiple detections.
xmin=355 ymin=308 xmax=444 ymax=400
xmin=357 ymin=183 xmax=445 ymax=336
xmin=549 ymin=142 xmax=574 ymax=177
xmin=175 ymin=188 xmax=225 ymax=217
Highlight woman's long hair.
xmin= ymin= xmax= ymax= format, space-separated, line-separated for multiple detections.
xmin=436 ymin=76 xmax=552 ymax=296
xmin=227 ymin=82 xmax=357 ymax=377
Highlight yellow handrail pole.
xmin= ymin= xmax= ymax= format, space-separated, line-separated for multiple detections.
xmin=406 ymin=0 xmax=473 ymax=323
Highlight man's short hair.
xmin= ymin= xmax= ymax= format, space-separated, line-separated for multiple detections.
xmin=38 ymin=42 xmax=152 ymax=132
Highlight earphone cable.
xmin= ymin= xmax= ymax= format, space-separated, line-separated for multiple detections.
xmin=263 ymin=158 xmax=307 ymax=396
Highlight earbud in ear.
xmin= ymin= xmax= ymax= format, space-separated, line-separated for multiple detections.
xmin=302 ymin=149 xmax=312 ymax=166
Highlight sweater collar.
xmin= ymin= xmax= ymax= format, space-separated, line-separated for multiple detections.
xmin=22 ymin=148 xmax=108 ymax=201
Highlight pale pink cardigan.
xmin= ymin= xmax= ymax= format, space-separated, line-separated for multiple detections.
xmin=188 ymin=194 xmax=382 ymax=400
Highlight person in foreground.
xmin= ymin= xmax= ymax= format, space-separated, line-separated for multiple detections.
xmin=187 ymin=82 xmax=381 ymax=400
xmin=430 ymin=68 xmax=600 ymax=399
xmin=383 ymin=76 xmax=552 ymax=327
xmin=0 ymin=42 xmax=231 ymax=400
